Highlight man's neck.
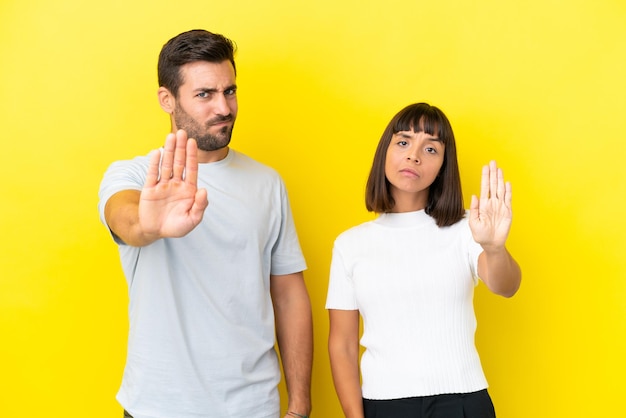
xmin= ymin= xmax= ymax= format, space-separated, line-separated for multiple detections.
xmin=198 ymin=146 xmax=229 ymax=164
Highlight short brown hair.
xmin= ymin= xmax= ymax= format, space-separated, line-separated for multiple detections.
xmin=365 ymin=103 xmax=465 ymax=227
xmin=157 ymin=29 xmax=237 ymax=97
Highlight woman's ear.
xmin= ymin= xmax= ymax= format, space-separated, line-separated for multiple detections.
xmin=158 ymin=87 xmax=175 ymax=114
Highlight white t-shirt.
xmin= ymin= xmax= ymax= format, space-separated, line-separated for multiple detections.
xmin=99 ymin=149 xmax=306 ymax=418
xmin=326 ymin=210 xmax=487 ymax=400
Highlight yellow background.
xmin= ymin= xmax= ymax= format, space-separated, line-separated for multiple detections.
xmin=1 ymin=0 xmax=625 ymax=416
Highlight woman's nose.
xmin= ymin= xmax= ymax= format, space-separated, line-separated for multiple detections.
xmin=406 ymin=153 xmax=420 ymax=164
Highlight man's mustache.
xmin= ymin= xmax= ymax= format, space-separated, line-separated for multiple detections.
xmin=207 ymin=115 xmax=233 ymax=126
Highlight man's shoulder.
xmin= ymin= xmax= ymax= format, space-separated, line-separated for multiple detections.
xmin=99 ymin=154 xmax=151 ymax=193
xmin=106 ymin=153 xmax=151 ymax=172
xmin=229 ymin=149 xmax=280 ymax=177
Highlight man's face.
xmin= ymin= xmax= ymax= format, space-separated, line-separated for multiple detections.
xmin=172 ymin=60 xmax=238 ymax=153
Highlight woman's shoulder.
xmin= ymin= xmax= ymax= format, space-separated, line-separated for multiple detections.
xmin=334 ymin=218 xmax=381 ymax=246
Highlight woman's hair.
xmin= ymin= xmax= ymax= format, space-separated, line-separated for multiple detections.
xmin=157 ymin=29 xmax=237 ymax=97
xmin=365 ymin=102 xmax=465 ymax=227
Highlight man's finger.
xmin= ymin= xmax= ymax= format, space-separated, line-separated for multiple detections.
xmin=185 ymin=137 xmax=200 ymax=186
xmin=145 ymin=149 xmax=162 ymax=187
xmin=173 ymin=129 xmax=187 ymax=179
xmin=159 ymin=133 xmax=177 ymax=181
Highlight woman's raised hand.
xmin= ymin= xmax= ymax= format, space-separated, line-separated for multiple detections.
xmin=469 ymin=160 xmax=513 ymax=250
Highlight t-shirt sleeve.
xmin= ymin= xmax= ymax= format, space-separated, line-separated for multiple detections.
xmin=466 ymin=222 xmax=484 ymax=284
xmin=325 ymin=241 xmax=358 ymax=310
xmin=97 ymin=156 xmax=149 ymax=243
xmin=269 ymin=178 xmax=307 ymax=276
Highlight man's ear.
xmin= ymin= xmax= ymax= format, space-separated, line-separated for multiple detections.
xmin=158 ymin=87 xmax=175 ymax=113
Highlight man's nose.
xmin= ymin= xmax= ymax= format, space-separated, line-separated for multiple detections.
xmin=214 ymin=94 xmax=231 ymax=116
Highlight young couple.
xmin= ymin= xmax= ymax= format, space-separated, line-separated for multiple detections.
xmin=99 ymin=29 xmax=520 ymax=418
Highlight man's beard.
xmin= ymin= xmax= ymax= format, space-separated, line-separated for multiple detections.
xmin=173 ymin=104 xmax=234 ymax=151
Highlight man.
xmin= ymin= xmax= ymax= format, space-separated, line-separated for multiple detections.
xmin=98 ymin=29 xmax=313 ymax=418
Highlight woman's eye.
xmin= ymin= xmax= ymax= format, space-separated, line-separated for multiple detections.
xmin=426 ymin=147 xmax=437 ymax=154
xmin=397 ymin=140 xmax=408 ymax=146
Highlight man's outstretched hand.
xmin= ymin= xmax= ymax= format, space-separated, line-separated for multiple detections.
xmin=138 ymin=129 xmax=209 ymax=243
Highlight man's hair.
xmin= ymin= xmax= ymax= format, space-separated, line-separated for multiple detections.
xmin=157 ymin=29 xmax=237 ymax=97
xmin=365 ymin=102 xmax=465 ymax=227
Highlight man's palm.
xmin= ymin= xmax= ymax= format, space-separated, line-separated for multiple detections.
xmin=138 ymin=130 xmax=209 ymax=240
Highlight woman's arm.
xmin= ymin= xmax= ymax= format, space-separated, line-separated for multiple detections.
xmin=328 ymin=309 xmax=364 ymax=418
xmin=470 ymin=161 xmax=522 ymax=297
xmin=477 ymin=246 xmax=521 ymax=297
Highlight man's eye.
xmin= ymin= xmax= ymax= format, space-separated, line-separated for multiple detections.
xmin=197 ymin=92 xmax=209 ymax=98
xmin=225 ymin=88 xmax=237 ymax=96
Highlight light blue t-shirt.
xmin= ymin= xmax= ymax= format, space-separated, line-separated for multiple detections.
xmin=98 ymin=149 xmax=306 ymax=418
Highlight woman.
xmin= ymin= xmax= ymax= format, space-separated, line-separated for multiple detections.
xmin=326 ymin=103 xmax=521 ymax=418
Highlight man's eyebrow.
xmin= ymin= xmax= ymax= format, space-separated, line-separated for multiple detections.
xmin=194 ymin=87 xmax=218 ymax=93
xmin=194 ymin=84 xmax=237 ymax=93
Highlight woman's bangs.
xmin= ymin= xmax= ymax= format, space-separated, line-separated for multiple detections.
xmin=393 ymin=107 xmax=441 ymax=138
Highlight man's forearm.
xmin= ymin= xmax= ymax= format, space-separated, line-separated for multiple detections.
xmin=272 ymin=274 xmax=313 ymax=415
xmin=104 ymin=190 xmax=161 ymax=247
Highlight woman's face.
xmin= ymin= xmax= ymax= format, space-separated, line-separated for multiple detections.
xmin=384 ymin=130 xmax=445 ymax=212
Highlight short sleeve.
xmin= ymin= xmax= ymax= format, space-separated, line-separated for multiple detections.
xmin=97 ymin=156 xmax=149 ymax=243
xmin=325 ymin=242 xmax=358 ymax=310
xmin=269 ymin=178 xmax=307 ymax=276
xmin=466 ymin=221 xmax=484 ymax=284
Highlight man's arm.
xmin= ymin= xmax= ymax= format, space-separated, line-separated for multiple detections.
xmin=105 ymin=189 xmax=147 ymax=246
xmin=104 ymin=130 xmax=208 ymax=246
xmin=270 ymin=272 xmax=313 ymax=417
